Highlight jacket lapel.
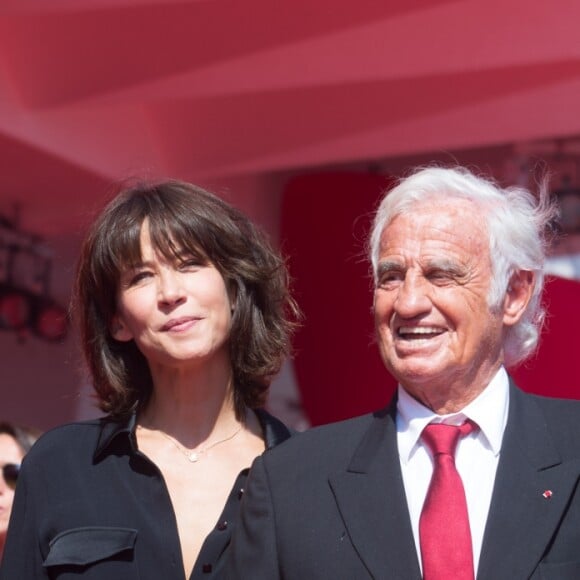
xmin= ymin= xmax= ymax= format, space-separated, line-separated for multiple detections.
xmin=477 ymin=383 xmax=580 ymax=580
xmin=329 ymin=404 xmax=422 ymax=580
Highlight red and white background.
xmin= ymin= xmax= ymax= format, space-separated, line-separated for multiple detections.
xmin=1 ymin=0 xmax=579 ymax=430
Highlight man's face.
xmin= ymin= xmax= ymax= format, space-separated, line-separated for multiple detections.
xmin=373 ymin=199 xmax=507 ymax=409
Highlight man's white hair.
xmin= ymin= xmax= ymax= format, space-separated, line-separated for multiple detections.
xmin=369 ymin=166 xmax=557 ymax=367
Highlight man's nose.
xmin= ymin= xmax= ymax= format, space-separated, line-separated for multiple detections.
xmin=393 ymin=275 xmax=431 ymax=317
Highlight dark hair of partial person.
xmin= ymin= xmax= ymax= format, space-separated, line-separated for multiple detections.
xmin=72 ymin=179 xmax=300 ymax=419
xmin=369 ymin=165 xmax=559 ymax=368
xmin=0 ymin=421 xmax=42 ymax=454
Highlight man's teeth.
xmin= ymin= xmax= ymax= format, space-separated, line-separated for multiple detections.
xmin=398 ymin=326 xmax=442 ymax=337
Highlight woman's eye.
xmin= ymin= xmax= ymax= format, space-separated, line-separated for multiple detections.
xmin=179 ymin=258 xmax=204 ymax=270
xmin=127 ymin=271 xmax=152 ymax=286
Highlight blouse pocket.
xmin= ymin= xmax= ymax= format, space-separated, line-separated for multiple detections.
xmin=43 ymin=526 xmax=138 ymax=579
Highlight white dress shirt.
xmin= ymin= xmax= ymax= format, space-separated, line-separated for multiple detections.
xmin=396 ymin=367 xmax=510 ymax=575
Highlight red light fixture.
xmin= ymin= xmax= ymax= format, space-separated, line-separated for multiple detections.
xmin=31 ymin=299 xmax=68 ymax=342
xmin=0 ymin=289 xmax=30 ymax=330
xmin=0 ymin=286 xmax=68 ymax=342
xmin=1 ymin=211 xmax=68 ymax=343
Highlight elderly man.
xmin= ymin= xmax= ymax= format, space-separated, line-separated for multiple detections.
xmin=227 ymin=166 xmax=580 ymax=580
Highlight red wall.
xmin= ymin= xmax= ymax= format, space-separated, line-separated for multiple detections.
xmin=281 ymin=172 xmax=396 ymax=425
xmin=511 ymin=275 xmax=580 ymax=399
xmin=282 ymin=173 xmax=580 ymax=426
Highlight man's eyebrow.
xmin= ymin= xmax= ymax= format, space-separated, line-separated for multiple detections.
xmin=376 ymin=260 xmax=404 ymax=276
xmin=423 ymin=258 xmax=464 ymax=274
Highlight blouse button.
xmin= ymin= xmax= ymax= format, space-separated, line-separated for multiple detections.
xmin=238 ymin=488 xmax=244 ymax=500
xmin=216 ymin=521 xmax=228 ymax=531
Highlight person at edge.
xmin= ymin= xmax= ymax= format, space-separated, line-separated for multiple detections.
xmin=0 ymin=421 xmax=41 ymax=562
xmin=226 ymin=166 xmax=580 ymax=579
xmin=0 ymin=179 xmax=299 ymax=579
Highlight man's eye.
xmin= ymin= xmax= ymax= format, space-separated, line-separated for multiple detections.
xmin=378 ymin=272 xmax=403 ymax=287
xmin=427 ymin=270 xmax=458 ymax=284
xmin=429 ymin=271 xmax=448 ymax=280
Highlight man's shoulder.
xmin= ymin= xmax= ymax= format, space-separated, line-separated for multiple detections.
xmin=515 ymin=389 xmax=580 ymax=450
xmin=521 ymin=390 xmax=580 ymax=418
xmin=300 ymin=411 xmax=378 ymax=438
xmin=260 ymin=408 xmax=390 ymax=468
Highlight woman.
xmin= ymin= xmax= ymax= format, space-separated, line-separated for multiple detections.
xmin=0 ymin=421 xmax=40 ymax=561
xmin=0 ymin=180 xmax=299 ymax=579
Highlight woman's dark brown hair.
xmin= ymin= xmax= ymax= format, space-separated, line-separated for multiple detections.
xmin=72 ymin=179 xmax=299 ymax=418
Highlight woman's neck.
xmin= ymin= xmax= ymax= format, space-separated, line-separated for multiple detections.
xmin=138 ymin=360 xmax=241 ymax=446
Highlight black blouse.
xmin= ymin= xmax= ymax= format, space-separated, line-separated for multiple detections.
xmin=0 ymin=409 xmax=292 ymax=580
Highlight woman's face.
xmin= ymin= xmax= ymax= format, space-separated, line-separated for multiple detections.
xmin=0 ymin=433 xmax=24 ymax=539
xmin=111 ymin=222 xmax=234 ymax=372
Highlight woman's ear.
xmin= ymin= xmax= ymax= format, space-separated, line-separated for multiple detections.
xmin=110 ymin=315 xmax=133 ymax=342
xmin=228 ymin=281 xmax=238 ymax=313
xmin=503 ymin=270 xmax=535 ymax=327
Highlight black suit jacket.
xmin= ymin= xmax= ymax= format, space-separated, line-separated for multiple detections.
xmin=227 ymin=383 xmax=580 ymax=579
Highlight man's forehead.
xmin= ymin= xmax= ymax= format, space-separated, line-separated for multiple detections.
xmin=377 ymin=219 xmax=489 ymax=271
xmin=381 ymin=201 xmax=487 ymax=242
xmin=393 ymin=196 xmax=481 ymax=221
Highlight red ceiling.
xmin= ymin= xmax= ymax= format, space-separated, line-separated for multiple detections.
xmin=1 ymin=0 xmax=580 ymax=236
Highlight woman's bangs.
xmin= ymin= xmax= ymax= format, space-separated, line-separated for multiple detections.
xmin=108 ymin=219 xmax=145 ymax=271
xmin=149 ymin=217 xmax=209 ymax=264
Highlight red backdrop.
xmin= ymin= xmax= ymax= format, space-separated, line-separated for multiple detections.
xmin=281 ymin=173 xmax=580 ymax=426
xmin=511 ymin=275 xmax=580 ymax=399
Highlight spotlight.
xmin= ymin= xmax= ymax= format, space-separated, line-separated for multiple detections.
xmin=0 ymin=287 xmax=30 ymax=330
xmin=30 ymin=297 xmax=68 ymax=342
xmin=0 ymin=285 xmax=68 ymax=342
xmin=0 ymin=210 xmax=68 ymax=343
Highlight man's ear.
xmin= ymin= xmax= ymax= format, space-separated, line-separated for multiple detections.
xmin=110 ymin=315 xmax=133 ymax=342
xmin=503 ymin=270 xmax=535 ymax=327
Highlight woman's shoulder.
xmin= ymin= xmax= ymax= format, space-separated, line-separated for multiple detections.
xmin=25 ymin=415 xmax=123 ymax=461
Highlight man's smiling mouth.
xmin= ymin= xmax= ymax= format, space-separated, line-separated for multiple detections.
xmin=397 ymin=326 xmax=445 ymax=340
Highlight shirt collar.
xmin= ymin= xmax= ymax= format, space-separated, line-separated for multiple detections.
xmin=397 ymin=367 xmax=510 ymax=464
xmin=254 ymin=408 xmax=293 ymax=449
xmin=93 ymin=407 xmax=292 ymax=461
xmin=94 ymin=412 xmax=137 ymax=462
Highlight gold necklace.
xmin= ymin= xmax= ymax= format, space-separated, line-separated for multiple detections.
xmin=158 ymin=425 xmax=243 ymax=463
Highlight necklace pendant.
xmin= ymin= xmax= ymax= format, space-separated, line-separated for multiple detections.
xmin=188 ymin=451 xmax=200 ymax=462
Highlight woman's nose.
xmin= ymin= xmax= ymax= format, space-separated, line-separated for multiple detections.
xmin=157 ymin=270 xmax=186 ymax=306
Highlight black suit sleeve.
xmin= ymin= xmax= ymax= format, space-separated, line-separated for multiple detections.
xmin=226 ymin=455 xmax=280 ymax=579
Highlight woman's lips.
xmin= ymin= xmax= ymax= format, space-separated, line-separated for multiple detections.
xmin=161 ymin=316 xmax=201 ymax=332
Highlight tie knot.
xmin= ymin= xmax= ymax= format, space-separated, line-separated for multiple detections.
xmin=421 ymin=420 xmax=476 ymax=456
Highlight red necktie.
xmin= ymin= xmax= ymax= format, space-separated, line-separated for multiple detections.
xmin=419 ymin=421 xmax=477 ymax=580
